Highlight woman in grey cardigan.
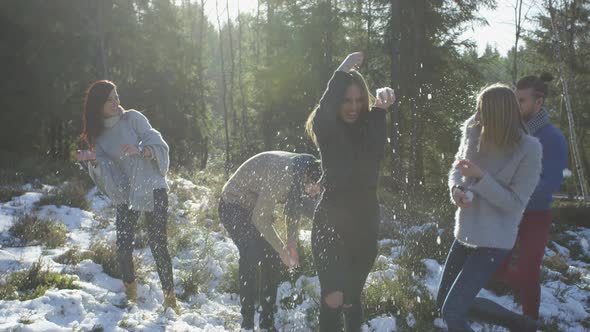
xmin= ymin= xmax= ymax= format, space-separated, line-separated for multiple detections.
xmin=76 ymin=80 xmax=177 ymax=313
xmin=437 ymin=84 xmax=542 ymax=332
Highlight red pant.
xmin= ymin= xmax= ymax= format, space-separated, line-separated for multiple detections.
xmin=493 ymin=210 xmax=553 ymax=319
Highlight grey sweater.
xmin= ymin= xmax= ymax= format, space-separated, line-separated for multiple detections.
xmin=88 ymin=110 xmax=169 ymax=211
xmin=448 ymin=115 xmax=542 ymax=249
xmin=221 ymin=151 xmax=318 ymax=254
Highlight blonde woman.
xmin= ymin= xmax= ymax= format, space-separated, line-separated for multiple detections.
xmin=437 ymin=84 xmax=542 ymax=332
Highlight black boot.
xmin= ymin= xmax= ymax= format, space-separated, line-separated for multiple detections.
xmin=259 ymin=306 xmax=277 ymax=332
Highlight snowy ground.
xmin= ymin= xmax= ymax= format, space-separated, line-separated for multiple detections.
xmin=0 ymin=178 xmax=588 ymax=331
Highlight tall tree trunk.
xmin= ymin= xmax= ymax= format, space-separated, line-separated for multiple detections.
xmin=59 ymin=120 xmax=67 ymax=160
xmin=226 ymin=0 xmax=238 ymax=153
xmin=563 ymin=0 xmax=579 ymax=71
xmin=389 ymin=0 xmax=403 ymax=187
xmin=96 ymin=0 xmax=111 ymax=78
xmin=548 ymin=0 xmax=589 ymax=200
xmin=512 ymin=0 xmax=524 ymax=84
xmin=216 ymin=0 xmax=231 ymax=171
xmin=266 ymin=0 xmax=274 ymax=64
xmin=398 ymin=0 xmax=413 ymax=188
xmin=237 ymin=2 xmax=250 ymax=154
xmin=408 ymin=0 xmax=426 ymax=191
xmin=255 ymin=0 xmax=261 ymax=65
xmin=49 ymin=118 xmax=57 ymax=158
xmin=323 ymin=0 xmax=334 ymax=83
xmin=580 ymin=130 xmax=590 ymax=193
xmin=196 ymin=0 xmax=208 ymax=169
xmin=365 ymin=0 xmax=371 ymax=74
xmin=262 ymin=0 xmax=276 ymax=150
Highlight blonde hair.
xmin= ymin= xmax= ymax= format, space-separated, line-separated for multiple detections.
xmin=305 ymin=70 xmax=373 ymax=147
xmin=474 ymin=83 xmax=528 ymax=151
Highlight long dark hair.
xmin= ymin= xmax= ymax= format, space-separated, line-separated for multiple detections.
xmin=305 ymin=70 xmax=372 ymax=147
xmin=81 ymin=80 xmax=116 ymax=147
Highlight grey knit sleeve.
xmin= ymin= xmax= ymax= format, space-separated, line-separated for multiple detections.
xmin=127 ymin=110 xmax=170 ymax=177
xmin=448 ymin=117 xmax=472 ymax=199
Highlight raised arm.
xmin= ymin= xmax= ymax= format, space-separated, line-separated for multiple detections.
xmin=367 ymin=87 xmax=395 ymax=158
xmin=312 ymin=53 xmax=364 ymax=142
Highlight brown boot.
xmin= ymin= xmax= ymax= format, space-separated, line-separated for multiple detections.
xmin=164 ymin=290 xmax=180 ymax=314
xmin=124 ymin=281 xmax=138 ymax=303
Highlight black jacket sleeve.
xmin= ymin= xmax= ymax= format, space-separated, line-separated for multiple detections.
xmin=312 ymin=71 xmax=353 ymax=144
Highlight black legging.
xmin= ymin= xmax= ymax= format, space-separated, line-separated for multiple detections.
xmin=312 ymin=190 xmax=379 ymax=331
xmin=116 ymin=188 xmax=174 ymax=292
xmin=218 ymin=199 xmax=282 ymax=330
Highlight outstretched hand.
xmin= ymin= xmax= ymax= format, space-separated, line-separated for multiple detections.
xmin=457 ymin=159 xmax=484 ymax=179
xmin=452 ymin=188 xmax=472 ymax=209
xmin=280 ymin=244 xmax=299 ymax=268
xmin=75 ymin=149 xmax=96 ymax=162
xmin=121 ymin=144 xmax=140 ymax=156
xmin=337 ymin=52 xmax=364 ymax=72
xmin=374 ymin=87 xmax=396 ymax=110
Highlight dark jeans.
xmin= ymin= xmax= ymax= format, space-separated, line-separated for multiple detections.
xmin=437 ymin=239 xmax=512 ymax=332
xmin=312 ymin=191 xmax=379 ymax=332
xmin=218 ymin=199 xmax=282 ymax=330
xmin=116 ymin=188 xmax=174 ymax=292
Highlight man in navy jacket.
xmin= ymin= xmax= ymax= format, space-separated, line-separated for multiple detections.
xmin=493 ymin=74 xmax=568 ymax=326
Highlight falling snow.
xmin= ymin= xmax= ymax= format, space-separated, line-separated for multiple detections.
xmin=0 ymin=178 xmax=588 ymax=331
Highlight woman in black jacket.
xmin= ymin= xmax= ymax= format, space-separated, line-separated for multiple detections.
xmin=305 ymin=52 xmax=395 ymax=331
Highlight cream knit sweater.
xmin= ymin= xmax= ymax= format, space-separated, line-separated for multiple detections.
xmin=448 ymin=115 xmax=543 ymax=249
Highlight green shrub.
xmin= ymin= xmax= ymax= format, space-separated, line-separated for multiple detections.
xmin=18 ymin=314 xmax=35 ymax=324
xmin=88 ymin=240 xmax=120 ymax=278
xmin=543 ymin=254 xmax=570 ymax=275
xmin=0 ymin=259 xmax=79 ymax=301
xmin=9 ymin=214 xmax=68 ymax=248
xmin=37 ymin=179 xmax=91 ymax=210
xmin=540 ymin=317 xmax=562 ymax=332
xmin=167 ymin=212 xmax=197 ymax=256
xmin=548 ymin=223 xmax=590 ymax=263
xmin=179 ymin=234 xmax=217 ymax=299
xmin=0 ymin=155 xmax=97 ymax=192
xmin=0 ymin=186 xmax=26 ymax=202
xmin=569 ymin=240 xmax=590 ymax=263
xmin=396 ymin=223 xmax=448 ymax=276
xmin=278 ymin=277 xmax=320 ymax=330
xmin=54 ymin=246 xmax=93 ymax=265
xmin=88 ymin=240 xmax=144 ymax=281
xmin=363 ymin=267 xmax=437 ymax=331
xmin=168 ymin=226 xmax=195 ymax=256
xmin=93 ymin=215 xmax=113 ymax=230
xmin=218 ymin=255 xmax=239 ymax=294
xmin=180 ymin=262 xmax=215 ymax=299
xmin=189 ymin=166 xmax=226 ymax=222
